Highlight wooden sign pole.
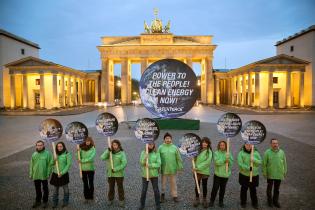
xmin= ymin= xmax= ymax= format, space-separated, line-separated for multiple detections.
xmin=249 ymin=144 xmax=254 ymax=182
xmin=107 ymin=136 xmax=114 ymax=170
xmin=146 ymin=144 xmax=149 ymax=181
xmin=192 ymin=158 xmax=200 ymax=194
xmin=51 ymin=142 xmax=60 ymax=176
xmin=77 ymin=144 xmax=82 ymax=178
xmin=226 ymin=138 xmax=230 ymax=174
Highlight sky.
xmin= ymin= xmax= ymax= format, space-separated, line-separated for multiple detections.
xmin=1 ymin=0 xmax=315 ymax=79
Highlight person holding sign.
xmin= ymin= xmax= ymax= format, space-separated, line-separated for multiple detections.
xmin=263 ymin=139 xmax=287 ymax=208
xmin=139 ymin=143 xmax=161 ymax=210
xmin=209 ymin=140 xmax=234 ymax=208
xmin=237 ymin=143 xmax=262 ymax=209
xmin=29 ymin=140 xmax=53 ymax=209
xmin=77 ymin=137 xmax=96 ymax=202
xmin=50 ymin=142 xmax=72 ymax=208
xmin=158 ymin=133 xmax=183 ymax=203
xmin=192 ymin=137 xmax=212 ymax=208
xmin=100 ymin=139 xmax=127 ymax=207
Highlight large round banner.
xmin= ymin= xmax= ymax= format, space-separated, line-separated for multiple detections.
xmin=39 ymin=119 xmax=63 ymax=142
xmin=241 ymin=120 xmax=266 ymax=145
xmin=178 ymin=133 xmax=201 ymax=157
xmin=217 ymin=113 xmax=242 ymax=138
xmin=96 ymin=112 xmax=118 ymax=136
xmin=139 ymin=59 xmax=198 ymax=118
xmin=134 ymin=118 xmax=160 ymax=144
xmin=65 ymin=122 xmax=88 ymax=144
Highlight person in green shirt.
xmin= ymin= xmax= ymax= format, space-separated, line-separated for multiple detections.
xmin=237 ymin=143 xmax=262 ymax=209
xmin=139 ymin=143 xmax=161 ymax=210
xmin=209 ymin=140 xmax=233 ymax=208
xmin=158 ymin=132 xmax=183 ymax=203
xmin=263 ymin=138 xmax=287 ymax=208
xmin=29 ymin=140 xmax=53 ymax=209
xmin=100 ymin=139 xmax=127 ymax=208
xmin=77 ymin=137 xmax=96 ymax=202
xmin=50 ymin=141 xmax=72 ymax=208
xmin=192 ymin=137 xmax=212 ymax=208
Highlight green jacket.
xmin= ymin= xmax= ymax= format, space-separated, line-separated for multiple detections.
xmin=195 ymin=149 xmax=212 ymax=176
xmin=140 ymin=150 xmax=161 ymax=178
xmin=53 ymin=152 xmax=72 ymax=175
xmin=29 ymin=150 xmax=53 ymax=180
xmin=237 ymin=147 xmax=262 ymax=177
xmin=214 ymin=150 xmax=234 ymax=178
xmin=100 ymin=149 xmax=127 ymax=177
xmin=158 ymin=143 xmax=183 ymax=175
xmin=77 ymin=147 xmax=96 ymax=171
xmin=263 ymin=148 xmax=287 ymax=180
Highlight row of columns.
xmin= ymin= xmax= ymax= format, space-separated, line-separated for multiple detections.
xmin=101 ymin=57 xmax=215 ymax=105
xmin=10 ymin=73 xmax=99 ymax=109
xmin=219 ymin=71 xmax=304 ymax=108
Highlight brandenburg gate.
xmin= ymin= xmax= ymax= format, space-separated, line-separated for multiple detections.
xmin=97 ymin=12 xmax=217 ymax=105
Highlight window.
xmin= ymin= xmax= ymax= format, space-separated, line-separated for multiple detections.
xmin=273 ymin=77 xmax=278 ymax=84
xmin=21 ymin=49 xmax=25 ymax=55
xmin=290 ymin=45 xmax=294 ymax=52
xmin=35 ymin=79 xmax=40 ymax=85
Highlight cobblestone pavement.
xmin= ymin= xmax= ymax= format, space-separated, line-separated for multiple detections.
xmin=0 ymin=122 xmax=314 ymax=210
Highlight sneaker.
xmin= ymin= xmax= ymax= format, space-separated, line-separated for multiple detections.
xmin=160 ymin=193 xmax=165 ymax=203
xmin=119 ymin=200 xmax=125 ymax=208
xmin=209 ymin=201 xmax=214 ymax=207
xmin=173 ymin=197 xmax=179 ymax=202
xmin=42 ymin=203 xmax=48 ymax=209
xmin=219 ymin=201 xmax=224 ymax=208
xmin=32 ymin=202 xmax=41 ymax=208
xmin=61 ymin=203 xmax=68 ymax=208
xmin=107 ymin=200 xmax=113 ymax=206
xmin=193 ymin=198 xmax=200 ymax=207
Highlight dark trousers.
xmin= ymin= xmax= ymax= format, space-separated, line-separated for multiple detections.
xmin=82 ymin=171 xmax=95 ymax=199
xmin=34 ymin=180 xmax=49 ymax=203
xmin=240 ymin=185 xmax=258 ymax=205
xmin=108 ymin=177 xmax=124 ymax=201
xmin=267 ymin=179 xmax=281 ymax=204
xmin=194 ymin=175 xmax=208 ymax=198
xmin=210 ymin=174 xmax=228 ymax=203
xmin=140 ymin=177 xmax=160 ymax=208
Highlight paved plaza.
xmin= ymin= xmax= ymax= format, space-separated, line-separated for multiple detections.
xmin=0 ymin=106 xmax=315 ymax=209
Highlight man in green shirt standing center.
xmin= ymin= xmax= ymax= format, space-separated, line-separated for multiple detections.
xmin=263 ymin=138 xmax=287 ymax=208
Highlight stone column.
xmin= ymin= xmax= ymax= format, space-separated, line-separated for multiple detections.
xmin=237 ymin=76 xmax=241 ymax=105
xmin=60 ymin=74 xmax=65 ymax=107
xmin=95 ymin=78 xmax=99 ymax=103
xmin=248 ymin=73 xmax=252 ymax=106
xmin=202 ymin=57 xmax=214 ymax=104
xmin=254 ymin=72 xmax=260 ymax=107
xmin=141 ymin=58 xmax=148 ymax=74
xmin=185 ymin=58 xmax=193 ymax=69
xmin=121 ymin=58 xmax=131 ymax=104
xmin=78 ymin=78 xmax=82 ymax=105
xmin=22 ymin=74 xmax=28 ymax=108
xmin=67 ymin=76 xmax=71 ymax=107
xmin=101 ymin=58 xmax=108 ymax=101
xmin=52 ymin=74 xmax=58 ymax=108
xmin=242 ymin=74 xmax=246 ymax=106
xmin=268 ymin=71 xmax=273 ymax=108
xmin=40 ymin=74 xmax=45 ymax=108
xmin=215 ymin=78 xmax=220 ymax=105
xmin=300 ymin=71 xmax=304 ymax=107
xmin=10 ymin=74 xmax=16 ymax=109
xmin=286 ymin=71 xmax=291 ymax=108
xmin=73 ymin=77 xmax=78 ymax=106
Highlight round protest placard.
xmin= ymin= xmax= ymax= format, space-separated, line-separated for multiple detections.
xmin=178 ymin=133 xmax=201 ymax=157
xmin=39 ymin=119 xmax=63 ymax=142
xmin=139 ymin=59 xmax=198 ymax=118
xmin=134 ymin=118 xmax=160 ymax=144
xmin=65 ymin=122 xmax=88 ymax=144
xmin=96 ymin=112 xmax=118 ymax=136
xmin=217 ymin=112 xmax=242 ymax=138
xmin=241 ymin=120 xmax=266 ymax=145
